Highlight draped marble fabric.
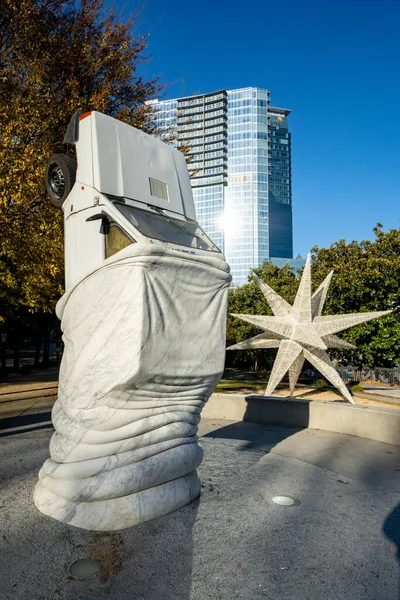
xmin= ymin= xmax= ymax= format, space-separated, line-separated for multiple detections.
xmin=34 ymin=242 xmax=231 ymax=530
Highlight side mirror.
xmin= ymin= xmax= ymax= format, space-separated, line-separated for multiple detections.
xmin=86 ymin=213 xmax=110 ymax=235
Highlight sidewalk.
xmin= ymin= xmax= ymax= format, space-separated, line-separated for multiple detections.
xmin=0 ymin=367 xmax=58 ymax=422
xmin=266 ymin=383 xmax=400 ymax=409
xmin=361 ymin=385 xmax=400 ymax=399
xmin=1 ymin=367 xmax=400 ymax=425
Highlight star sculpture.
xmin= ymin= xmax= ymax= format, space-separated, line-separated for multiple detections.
xmin=227 ymin=254 xmax=391 ymax=403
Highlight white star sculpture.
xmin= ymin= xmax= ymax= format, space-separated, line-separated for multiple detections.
xmin=227 ymin=254 xmax=391 ymax=403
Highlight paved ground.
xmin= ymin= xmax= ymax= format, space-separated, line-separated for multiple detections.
xmin=0 ymin=368 xmax=58 ymax=421
xmin=0 ymin=412 xmax=399 ymax=600
xmin=272 ymin=385 xmax=400 ymax=410
xmin=362 ymin=386 xmax=400 ymax=399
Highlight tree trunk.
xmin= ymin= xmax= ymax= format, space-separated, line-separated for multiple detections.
xmin=34 ymin=316 xmax=42 ymax=368
xmin=1 ymin=341 xmax=6 ymax=380
xmin=13 ymin=323 xmax=20 ymax=372
xmin=41 ymin=317 xmax=50 ymax=368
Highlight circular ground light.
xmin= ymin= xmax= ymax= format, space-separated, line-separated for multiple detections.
xmin=272 ymin=495 xmax=299 ymax=506
xmin=68 ymin=558 xmax=101 ymax=581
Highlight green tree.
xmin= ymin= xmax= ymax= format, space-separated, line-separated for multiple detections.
xmin=311 ymin=224 xmax=400 ymax=367
xmin=0 ymin=0 xmax=161 ymax=368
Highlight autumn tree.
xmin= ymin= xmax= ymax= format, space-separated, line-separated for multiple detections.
xmin=0 ymin=0 xmax=161 ymax=370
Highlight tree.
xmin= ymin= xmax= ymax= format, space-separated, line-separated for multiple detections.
xmin=0 ymin=0 xmax=161 ymax=368
xmin=310 ymin=224 xmax=400 ymax=367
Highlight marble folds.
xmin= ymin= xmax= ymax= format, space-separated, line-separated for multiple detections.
xmin=34 ymin=242 xmax=231 ymax=530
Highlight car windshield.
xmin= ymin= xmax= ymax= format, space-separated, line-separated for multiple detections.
xmin=113 ymin=201 xmax=220 ymax=252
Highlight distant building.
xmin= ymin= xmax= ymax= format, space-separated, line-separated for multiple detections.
xmin=151 ymin=87 xmax=296 ymax=285
xmin=270 ymin=254 xmax=305 ymax=273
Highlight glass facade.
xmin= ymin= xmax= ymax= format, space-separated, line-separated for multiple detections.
xmin=151 ymin=87 xmax=293 ymax=286
xmin=224 ymin=88 xmax=270 ymax=284
xmin=268 ymin=108 xmax=293 ymax=258
xmin=178 ymin=91 xmax=227 ymax=251
xmin=270 ymin=256 xmax=305 ymax=273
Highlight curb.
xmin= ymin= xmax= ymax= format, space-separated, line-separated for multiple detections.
xmin=203 ymin=394 xmax=400 ymax=446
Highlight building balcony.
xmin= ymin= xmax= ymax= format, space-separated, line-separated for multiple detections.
xmin=203 ymin=111 xmax=227 ymax=122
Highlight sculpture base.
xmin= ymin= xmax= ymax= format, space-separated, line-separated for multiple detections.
xmin=33 ymin=470 xmax=201 ymax=531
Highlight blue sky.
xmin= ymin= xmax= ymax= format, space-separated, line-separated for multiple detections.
xmin=117 ymin=0 xmax=399 ymax=257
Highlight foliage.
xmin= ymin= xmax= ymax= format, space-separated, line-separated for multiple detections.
xmin=350 ymin=383 xmax=363 ymax=394
xmin=311 ymin=224 xmax=400 ymax=367
xmin=0 ymin=0 xmax=161 ymax=359
xmin=214 ymin=378 xmax=268 ymax=394
xmin=227 ymin=224 xmax=400 ymax=370
xmin=315 ymin=378 xmax=328 ymax=389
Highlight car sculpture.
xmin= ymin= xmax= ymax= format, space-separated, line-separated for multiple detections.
xmin=34 ymin=111 xmax=231 ymax=531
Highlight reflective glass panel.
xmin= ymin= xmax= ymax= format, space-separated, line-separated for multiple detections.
xmin=114 ymin=202 xmax=220 ymax=253
xmin=105 ymin=223 xmax=135 ymax=258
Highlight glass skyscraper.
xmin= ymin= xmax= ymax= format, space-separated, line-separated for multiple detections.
xmin=150 ymin=87 xmax=294 ymax=286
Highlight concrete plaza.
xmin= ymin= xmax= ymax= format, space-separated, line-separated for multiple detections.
xmin=0 ymin=411 xmax=399 ymax=599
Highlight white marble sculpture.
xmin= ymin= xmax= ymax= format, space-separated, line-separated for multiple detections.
xmin=228 ymin=254 xmax=391 ymax=402
xmin=34 ymin=112 xmax=231 ymax=530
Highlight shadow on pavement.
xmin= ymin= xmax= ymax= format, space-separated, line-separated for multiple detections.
xmin=202 ymin=420 xmax=303 ymax=453
xmin=203 ymin=395 xmax=310 ymax=452
xmin=0 ymin=411 xmax=53 ymax=437
xmin=383 ymin=502 xmax=400 ymax=599
xmin=0 ymin=367 xmax=59 ymax=385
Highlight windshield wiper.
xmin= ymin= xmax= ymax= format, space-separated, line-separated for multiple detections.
xmin=148 ymin=205 xmax=195 ymax=237
xmin=149 ymin=205 xmax=211 ymax=250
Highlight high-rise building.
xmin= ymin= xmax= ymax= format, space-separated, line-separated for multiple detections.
xmin=150 ymin=87 xmax=294 ymax=286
